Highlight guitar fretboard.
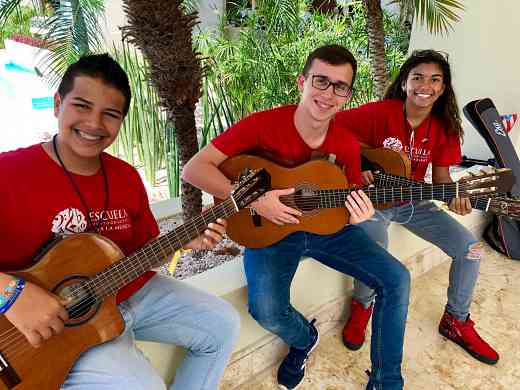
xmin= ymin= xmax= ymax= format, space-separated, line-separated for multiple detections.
xmin=317 ymin=182 xmax=464 ymax=209
xmin=373 ymin=171 xmax=504 ymax=213
xmin=86 ymin=198 xmax=237 ymax=300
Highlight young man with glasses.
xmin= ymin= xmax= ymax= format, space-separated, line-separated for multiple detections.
xmin=183 ymin=44 xmax=410 ymax=390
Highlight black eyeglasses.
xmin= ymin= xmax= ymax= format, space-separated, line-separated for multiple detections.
xmin=310 ymin=74 xmax=352 ymax=98
xmin=411 ymin=49 xmax=449 ymax=62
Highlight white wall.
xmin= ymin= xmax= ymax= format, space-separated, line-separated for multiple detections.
xmin=101 ymin=0 xmax=126 ymax=45
xmin=409 ymin=0 xmax=520 ymax=160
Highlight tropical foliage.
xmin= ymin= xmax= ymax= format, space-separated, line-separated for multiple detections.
xmin=110 ymin=41 xmax=168 ymax=189
xmin=0 ymin=4 xmax=37 ymax=48
xmin=0 ymin=0 xmax=106 ymax=86
xmin=195 ymin=0 xmax=408 ymax=144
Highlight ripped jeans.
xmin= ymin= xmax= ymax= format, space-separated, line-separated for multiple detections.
xmin=353 ymin=201 xmax=481 ymax=321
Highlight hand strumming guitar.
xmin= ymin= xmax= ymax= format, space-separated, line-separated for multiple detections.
xmin=2 ymin=275 xmax=69 ymax=348
xmin=249 ymin=188 xmax=303 ymax=226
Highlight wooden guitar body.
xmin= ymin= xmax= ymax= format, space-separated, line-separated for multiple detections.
xmin=219 ymin=155 xmax=349 ymax=248
xmin=361 ymin=147 xmax=411 ymax=209
xmin=0 ymin=234 xmax=124 ymax=390
xmin=361 ymin=147 xmax=411 ymax=179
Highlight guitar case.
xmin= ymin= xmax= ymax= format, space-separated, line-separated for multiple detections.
xmin=463 ymin=98 xmax=520 ymax=259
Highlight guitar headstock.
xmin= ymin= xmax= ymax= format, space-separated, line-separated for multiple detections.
xmin=460 ymin=168 xmax=515 ymax=197
xmin=231 ymin=168 xmax=271 ymax=209
xmin=486 ymin=197 xmax=520 ymax=220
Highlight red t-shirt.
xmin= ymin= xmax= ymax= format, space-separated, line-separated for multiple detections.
xmin=0 ymin=144 xmax=160 ymax=303
xmin=336 ymin=99 xmax=462 ymax=181
xmin=212 ymin=104 xmax=362 ymax=185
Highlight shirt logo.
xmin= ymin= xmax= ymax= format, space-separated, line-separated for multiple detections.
xmin=382 ymin=137 xmax=403 ymax=152
xmin=52 ymin=208 xmax=88 ymax=235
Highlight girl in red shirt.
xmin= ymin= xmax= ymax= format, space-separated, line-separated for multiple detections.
xmin=337 ymin=49 xmax=499 ymax=365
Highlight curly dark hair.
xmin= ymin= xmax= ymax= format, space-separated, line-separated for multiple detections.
xmin=384 ymin=49 xmax=463 ymax=139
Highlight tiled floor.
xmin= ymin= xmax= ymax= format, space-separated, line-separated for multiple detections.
xmin=240 ymin=243 xmax=520 ymax=389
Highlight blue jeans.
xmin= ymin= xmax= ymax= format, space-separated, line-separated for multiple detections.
xmin=61 ymin=274 xmax=240 ymax=390
xmin=244 ymin=224 xmax=410 ymax=390
xmin=354 ymin=201 xmax=481 ymax=321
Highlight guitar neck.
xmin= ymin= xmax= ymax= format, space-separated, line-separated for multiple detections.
xmin=373 ymin=171 xmax=508 ymax=213
xmin=90 ymin=198 xmax=237 ymax=299
xmin=318 ymin=182 xmax=464 ymax=208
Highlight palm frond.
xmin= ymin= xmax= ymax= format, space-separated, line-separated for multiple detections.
xmin=39 ymin=0 xmax=105 ymax=86
xmin=181 ymin=0 xmax=199 ymax=14
xmin=390 ymin=0 xmax=464 ymax=35
xmin=257 ymin=0 xmax=301 ymax=35
xmin=0 ymin=0 xmax=22 ymax=26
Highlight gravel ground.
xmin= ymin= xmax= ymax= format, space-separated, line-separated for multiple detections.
xmin=157 ymin=213 xmax=243 ymax=279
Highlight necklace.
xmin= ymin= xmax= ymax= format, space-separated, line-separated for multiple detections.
xmin=52 ymin=135 xmax=109 ymax=233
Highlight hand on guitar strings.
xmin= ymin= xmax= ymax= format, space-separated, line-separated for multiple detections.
xmin=185 ymin=218 xmax=228 ymax=251
xmin=448 ymin=197 xmax=473 ymax=216
xmin=5 ymin=281 xmax=69 ymax=348
xmin=249 ymin=188 xmax=303 ymax=226
xmin=345 ymin=190 xmax=375 ymax=225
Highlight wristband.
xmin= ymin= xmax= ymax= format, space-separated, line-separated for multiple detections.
xmin=0 ymin=278 xmax=25 ymax=314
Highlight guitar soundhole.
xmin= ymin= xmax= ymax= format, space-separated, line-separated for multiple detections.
xmin=293 ymin=183 xmax=320 ymax=215
xmin=53 ymin=276 xmax=101 ymax=327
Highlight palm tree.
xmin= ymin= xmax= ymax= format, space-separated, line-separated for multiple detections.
xmin=0 ymin=0 xmax=106 ymax=85
xmin=364 ymin=0 xmax=464 ymax=99
xmin=121 ymin=0 xmax=203 ymax=221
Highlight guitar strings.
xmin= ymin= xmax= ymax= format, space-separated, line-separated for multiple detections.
xmin=374 ymin=172 xmax=514 ymax=211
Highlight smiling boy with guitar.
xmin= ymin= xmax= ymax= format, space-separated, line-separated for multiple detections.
xmin=0 ymin=54 xmax=244 ymax=390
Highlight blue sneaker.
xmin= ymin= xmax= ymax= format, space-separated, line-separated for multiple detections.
xmin=277 ymin=319 xmax=320 ymax=389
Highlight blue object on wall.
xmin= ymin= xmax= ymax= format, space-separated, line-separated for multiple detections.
xmin=32 ymin=96 xmax=54 ymax=110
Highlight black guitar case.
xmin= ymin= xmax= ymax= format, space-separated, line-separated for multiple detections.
xmin=463 ymin=98 xmax=520 ymax=259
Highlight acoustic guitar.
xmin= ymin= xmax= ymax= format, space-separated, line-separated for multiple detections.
xmin=0 ymin=168 xmax=270 ymax=390
xmin=218 ymin=154 xmax=514 ymax=248
xmin=362 ymin=148 xmax=520 ymax=221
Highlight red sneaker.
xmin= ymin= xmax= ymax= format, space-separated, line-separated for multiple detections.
xmin=342 ymin=299 xmax=373 ymax=350
xmin=438 ymin=311 xmax=499 ymax=365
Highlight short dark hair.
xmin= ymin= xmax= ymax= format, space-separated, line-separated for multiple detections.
xmin=302 ymin=44 xmax=357 ymax=84
xmin=58 ymin=53 xmax=131 ymax=116
xmin=384 ymin=49 xmax=463 ymax=138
